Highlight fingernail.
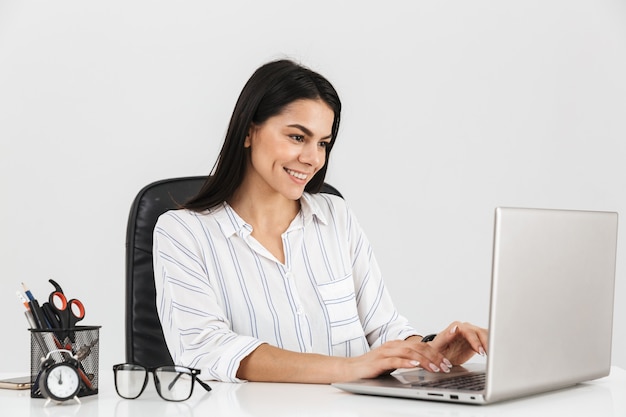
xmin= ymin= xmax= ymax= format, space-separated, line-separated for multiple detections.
xmin=479 ymin=346 xmax=486 ymax=356
xmin=440 ymin=363 xmax=451 ymax=373
xmin=410 ymin=360 xmax=420 ymax=367
xmin=443 ymin=358 xmax=453 ymax=368
xmin=450 ymin=325 xmax=458 ymax=334
xmin=429 ymin=363 xmax=440 ymax=373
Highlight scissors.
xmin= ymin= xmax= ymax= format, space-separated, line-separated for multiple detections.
xmin=44 ymin=279 xmax=85 ymax=342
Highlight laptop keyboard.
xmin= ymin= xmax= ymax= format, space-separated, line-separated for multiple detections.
xmin=411 ymin=372 xmax=486 ymax=391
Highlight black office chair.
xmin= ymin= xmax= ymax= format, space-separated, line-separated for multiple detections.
xmin=125 ymin=176 xmax=343 ymax=368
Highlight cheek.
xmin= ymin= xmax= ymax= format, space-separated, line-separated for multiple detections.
xmin=248 ymin=141 xmax=291 ymax=171
xmin=316 ymin=149 xmax=328 ymax=169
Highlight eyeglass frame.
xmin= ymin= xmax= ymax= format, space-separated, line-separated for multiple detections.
xmin=112 ymin=363 xmax=212 ymax=401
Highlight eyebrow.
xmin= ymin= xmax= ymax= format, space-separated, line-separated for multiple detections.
xmin=287 ymin=124 xmax=332 ymax=140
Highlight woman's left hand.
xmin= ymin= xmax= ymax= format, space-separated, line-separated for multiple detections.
xmin=427 ymin=322 xmax=488 ymax=366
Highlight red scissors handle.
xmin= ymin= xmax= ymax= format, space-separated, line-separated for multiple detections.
xmin=50 ymin=291 xmax=85 ymax=327
xmin=68 ymin=298 xmax=86 ymax=321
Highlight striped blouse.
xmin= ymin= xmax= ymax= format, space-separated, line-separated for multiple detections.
xmin=153 ymin=192 xmax=418 ymax=382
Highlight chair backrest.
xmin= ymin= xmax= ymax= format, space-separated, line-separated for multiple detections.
xmin=125 ymin=176 xmax=343 ymax=367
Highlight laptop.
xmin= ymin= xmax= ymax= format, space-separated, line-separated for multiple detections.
xmin=333 ymin=207 xmax=618 ymax=404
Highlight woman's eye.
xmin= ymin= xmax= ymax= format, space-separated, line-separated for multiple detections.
xmin=289 ymin=134 xmax=305 ymax=142
xmin=319 ymin=141 xmax=330 ymax=148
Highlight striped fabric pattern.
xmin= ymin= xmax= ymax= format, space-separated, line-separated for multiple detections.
xmin=153 ymin=192 xmax=418 ymax=382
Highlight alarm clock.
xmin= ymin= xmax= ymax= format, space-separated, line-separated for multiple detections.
xmin=38 ymin=349 xmax=81 ymax=404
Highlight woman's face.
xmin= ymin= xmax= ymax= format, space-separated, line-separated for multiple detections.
xmin=244 ymin=98 xmax=334 ymax=201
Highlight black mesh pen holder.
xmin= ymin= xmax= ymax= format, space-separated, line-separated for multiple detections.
xmin=29 ymin=325 xmax=101 ymax=399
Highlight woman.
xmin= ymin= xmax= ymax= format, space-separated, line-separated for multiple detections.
xmin=153 ymin=59 xmax=487 ymax=383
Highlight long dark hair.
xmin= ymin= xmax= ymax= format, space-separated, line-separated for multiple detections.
xmin=184 ymin=59 xmax=341 ymax=211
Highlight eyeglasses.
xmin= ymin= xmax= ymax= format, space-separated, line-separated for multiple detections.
xmin=112 ymin=363 xmax=212 ymax=401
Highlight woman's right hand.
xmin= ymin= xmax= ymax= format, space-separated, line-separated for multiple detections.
xmin=343 ymin=337 xmax=453 ymax=381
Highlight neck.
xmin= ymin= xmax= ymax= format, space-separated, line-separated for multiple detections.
xmin=228 ymin=181 xmax=300 ymax=233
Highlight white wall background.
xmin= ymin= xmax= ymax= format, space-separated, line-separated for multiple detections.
xmin=1 ymin=1 xmax=625 ymax=374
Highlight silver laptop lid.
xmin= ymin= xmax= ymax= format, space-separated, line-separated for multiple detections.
xmin=485 ymin=207 xmax=618 ymax=403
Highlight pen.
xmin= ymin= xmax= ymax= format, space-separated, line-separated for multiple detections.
xmin=21 ymin=282 xmax=48 ymax=330
xmin=17 ymin=291 xmax=50 ymax=355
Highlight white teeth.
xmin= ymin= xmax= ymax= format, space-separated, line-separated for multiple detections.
xmin=286 ymin=169 xmax=307 ymax=180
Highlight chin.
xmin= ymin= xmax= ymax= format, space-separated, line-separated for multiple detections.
xmin=280 ymin=185 xmax=306 ymax=201
xmin=284 ymin=191 xmax=305 ymax=201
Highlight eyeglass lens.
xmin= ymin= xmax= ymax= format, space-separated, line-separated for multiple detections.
xmin=155 ymin=367 xmax=194 ymax=401
xmin=114 ymin=364 xmax=196 ymax=401
xmin=115 ymin=364 xmax=148 ymax=399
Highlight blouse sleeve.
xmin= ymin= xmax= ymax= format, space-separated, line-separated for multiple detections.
xmin=152 ymin=210 xmax=263 ymax=382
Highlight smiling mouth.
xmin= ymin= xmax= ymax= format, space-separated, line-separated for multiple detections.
xmin=285 ymin=168 xmax=308 ymax=181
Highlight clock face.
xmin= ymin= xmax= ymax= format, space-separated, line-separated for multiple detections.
xmin=44 ymin=363 xmax=81 ymax=401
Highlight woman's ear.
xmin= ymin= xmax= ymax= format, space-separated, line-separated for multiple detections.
xmin=244 ymin=125 xmax=254 ymax=148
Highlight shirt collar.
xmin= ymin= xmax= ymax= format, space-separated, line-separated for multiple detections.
xmin=210 ymin=193 xmax=329 ymax=238
xmin=209 ymin=202 xmax=251 ymax=238
xmin=299 ymin=192 xmax=329 ymax=227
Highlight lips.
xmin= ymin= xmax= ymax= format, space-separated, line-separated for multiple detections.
xmin=285 ymin=168 xmax=308 ymax=180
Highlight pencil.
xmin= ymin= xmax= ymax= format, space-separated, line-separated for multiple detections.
xmin=20 ymin=282 xmax=47 ymax=330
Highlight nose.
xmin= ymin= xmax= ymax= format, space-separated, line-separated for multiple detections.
xmin=299 ymin=142 xmax=324 ymax=167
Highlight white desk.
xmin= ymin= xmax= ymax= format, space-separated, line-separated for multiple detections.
xmin=1 ymin=367 xmax=624 ymax=417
